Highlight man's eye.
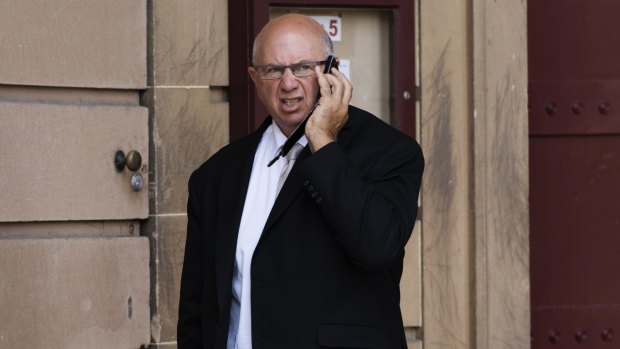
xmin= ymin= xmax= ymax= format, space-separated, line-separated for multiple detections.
xmin=263 ymin=66 xmax=283 ymax=74
xmin=295 ymin=64 xmax=314 ymax=72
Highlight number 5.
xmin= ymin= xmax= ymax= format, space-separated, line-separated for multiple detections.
xmin=329 ymin=19 xmax=338 ymax=36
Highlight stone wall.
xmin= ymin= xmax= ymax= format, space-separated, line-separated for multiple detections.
xmin=145 ymin=0 xmax=229 ymax=347
xmin=0 ymin=1 xmax=151 ymax=348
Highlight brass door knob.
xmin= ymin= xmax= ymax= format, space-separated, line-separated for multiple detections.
xmin=114 ymin=150 xmax=142 ymax=172
xmin=125 ymin=150 xmax=142 ymax=172
xmin=114 ymin=150 xmax=144 ymax=192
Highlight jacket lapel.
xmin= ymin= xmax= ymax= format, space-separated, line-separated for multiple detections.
xmin=215 ymin=118 xmax=272 ymax=318
xmin=261 ymin=146 xmax=311 ymax=234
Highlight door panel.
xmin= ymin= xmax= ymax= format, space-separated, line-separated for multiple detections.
xmin=0 ymin=237 xmax=150 ymax=349
xmin=0 ymin=102 xmax=148 ymax=221
xmin=529 ymin=81 xmax=620 ymax=136
xmin=529 ymin=0 xmax=620 ymax=347
xmin=530 ymin=137 xmax=620 ymax=347
xmin=528 ymin=0 xmax=620 ymax=81
xmin=0 ymin=0 xmax=146 ymax=88
xmin=530 ymin=137 xmax=620 ymax=304
xmin=0 ymin=1 xmax=151 ymax=347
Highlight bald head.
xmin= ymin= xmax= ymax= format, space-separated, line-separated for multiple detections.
xmin=252 ymin=14 xmax=333 ymax=66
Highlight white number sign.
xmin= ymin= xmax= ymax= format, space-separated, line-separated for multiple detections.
xmin=311 ymin=16 xmax=342 ymax=42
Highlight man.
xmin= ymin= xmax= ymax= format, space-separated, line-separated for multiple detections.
xmin=178 ymin=14 xmax=424 ymax=349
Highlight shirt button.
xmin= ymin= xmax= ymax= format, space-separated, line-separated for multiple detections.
xmin=311 ymin=192 xmax=319 ymax=199
xmin=316 ymin=197 xmax=323 ymax=204
xmin=302 ymin=180 xmax=310 ymax=187
xmin=307 ymin=185 xmax=314 ymax=192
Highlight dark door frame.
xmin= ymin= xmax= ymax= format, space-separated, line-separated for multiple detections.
xmin=228 ymin=0 xmax=415 ymax=141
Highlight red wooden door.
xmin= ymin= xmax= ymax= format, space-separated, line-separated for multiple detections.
xmin=529 ymin=0 xmax=620 ymax=347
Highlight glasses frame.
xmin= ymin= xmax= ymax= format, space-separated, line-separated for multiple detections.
xmin=253 ymin=60 xmax=327 ymax=80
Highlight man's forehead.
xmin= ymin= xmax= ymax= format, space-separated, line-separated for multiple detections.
xmin=260 ymin=25 xmax=318 ymax=46
xmin=261 ymin=14 xmax=323 ymax=34
xmin=256 ymin=15 xmax=325 ymax=48
xmin=256 ymin=32 xmax=323 ymax=62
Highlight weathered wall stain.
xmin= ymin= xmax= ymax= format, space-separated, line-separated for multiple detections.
xmin=422 ymin=41 xmax=471 ymax=349
xmin=153 ymin=5 xmax=227 ymax=86
xmin=424 ymin=43 xmax=456 ymax=222
xmin=491 ymin=69 xmax=529 ymax=269
xmin=487 ymin=67 xmax=530 ymax=348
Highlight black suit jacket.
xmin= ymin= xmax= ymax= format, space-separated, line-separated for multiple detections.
xmin=178 ymin=105 xmax=424 ymax=349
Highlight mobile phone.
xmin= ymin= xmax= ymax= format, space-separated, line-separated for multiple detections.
xmin=322 ymin=55 xmax=339 ymax=77
xmin=268 ymin=56 xmax=339 ymax=167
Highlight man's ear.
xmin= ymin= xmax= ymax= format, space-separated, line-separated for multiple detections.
xmin=248 ymin=67 xmax=258 ymax=85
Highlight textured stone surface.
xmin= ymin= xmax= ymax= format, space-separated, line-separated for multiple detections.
xmin=0 ymin=221 xmax=139 ymax=238
xmin=153 ymin=87 xmax=229 ymax=214
xmin=404 ymin=327 xmax=423 ymax=348
xmin=150 ymin=215 xmax=187 ymax=343
xmin=472 ymin=1 xmax=530 ymax=348
xmin=420 ymin=0 xmax=473 ymax=347
xmin=0 ymin=237 xmax=150 ymax=349
xmin=0 ymin=102 xmax=149 ymax=221
xmin=153 ymin=0 xmax=228 ymax=86
xmin=0 ymin=0 xmax=146 ymax=88
xmin=148 ymin=3 xmax=232 ymax=342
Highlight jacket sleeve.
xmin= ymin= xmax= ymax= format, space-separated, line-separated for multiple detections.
xmin=299 ymin=137 xmax=424 ymax=271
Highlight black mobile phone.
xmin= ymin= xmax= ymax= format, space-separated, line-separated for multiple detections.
xmin=322 ymin=55 xmax=339 ymax=79
xmin=267 ymin=56 xmax=339 ymax=166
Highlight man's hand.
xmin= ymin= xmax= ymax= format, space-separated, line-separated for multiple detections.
xmin=305 ymin=65 xmax=353 ymax=153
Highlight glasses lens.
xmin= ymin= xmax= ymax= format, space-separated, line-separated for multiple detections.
xmin=257 ymin=60 xmax=325 ymax=80
xmin=291 ymin=62 xmax=317 ymax=77
xmin=259 ymin=66 xmax=284 ymax=80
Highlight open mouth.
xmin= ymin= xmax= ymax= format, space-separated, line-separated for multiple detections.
xmin=280 ymin=97 xmax=302 ymax=107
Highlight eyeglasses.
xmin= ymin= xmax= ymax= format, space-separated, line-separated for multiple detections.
xmin=253 ymin=60 xmax=327 ymax=80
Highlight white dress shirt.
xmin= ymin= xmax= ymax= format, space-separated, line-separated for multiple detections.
xmin=227 ymin=121 xmax=307 ymax=349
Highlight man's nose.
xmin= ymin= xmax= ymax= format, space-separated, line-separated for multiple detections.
xmin=279 ymin=68 xmax=299 ymax=90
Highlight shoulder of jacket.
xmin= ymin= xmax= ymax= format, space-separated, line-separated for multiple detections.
xmin=347 ymin=105 xmax=418 ymax=146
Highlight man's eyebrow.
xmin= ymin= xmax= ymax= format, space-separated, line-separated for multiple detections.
xmin=274 ymin=60 xmax=318 ymax=66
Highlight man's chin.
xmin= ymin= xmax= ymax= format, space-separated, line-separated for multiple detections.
xmin=273 ymin=112 xmax=307 ymax=135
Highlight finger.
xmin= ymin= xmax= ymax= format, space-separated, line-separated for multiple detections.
xmin=331 ymin=68 xmax=351 ymax=92
xmin=330 ymin=68 xmax=350 ymax=98
xmin=315 ymin=66 xmax=332 ymax=98
xmin=330 ymin=81 xmax=349 ymax=114
xmin=331 ymin=68 xmax=353 ymax=105
xmin=341 ymin=76 xmax=353 ymax=105
xmin=323 ymin=72 xmax=345 ymax=101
